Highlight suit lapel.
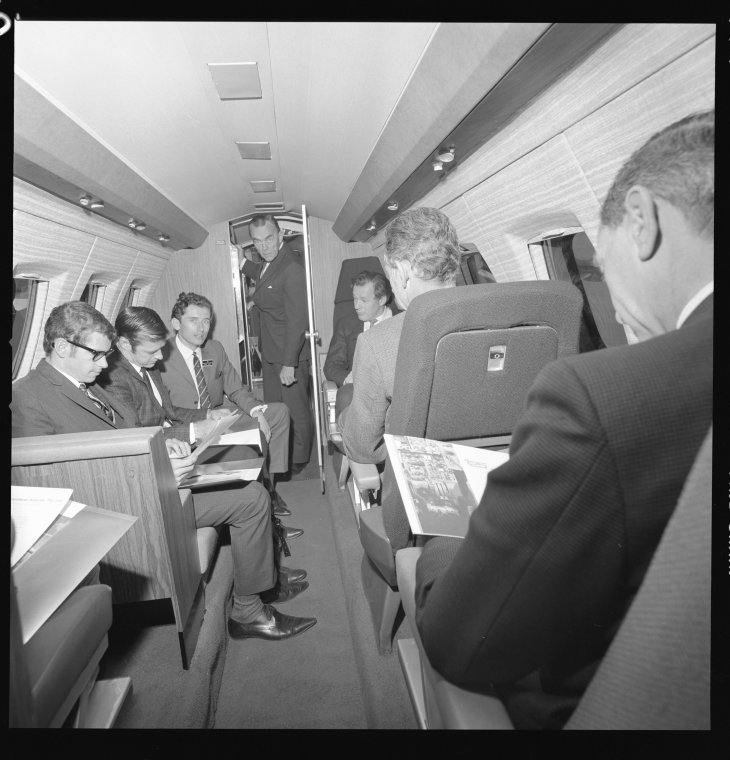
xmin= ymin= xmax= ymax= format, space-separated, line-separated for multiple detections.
xmin=169 ymin=340 xmax=198 ymax=392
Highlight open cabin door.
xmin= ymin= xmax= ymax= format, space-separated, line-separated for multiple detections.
xmin=301 ymin=205 xmax=325 ymax=493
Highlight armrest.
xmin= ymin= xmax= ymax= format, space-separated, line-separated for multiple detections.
xmin=350 ymin=460 xmax=381 ymax=494
xmin=322 ymin=379 xmax=338 ymax=403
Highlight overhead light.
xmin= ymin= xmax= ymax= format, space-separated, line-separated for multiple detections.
xmin=437 ymin=146 xmax=455 ymax=163
xmin=386 ymin=200 xmax=399 ymax=212
xmin=79 ymin=194 xmax=92 ymax=207
xmin=134 ymin=222 xmax=147 ymax=231
xmin=90 ymin=200 xmax=105 ymax=210
xmin=128 ymin=218 xmax=137 ymax=228
xmin=366 ymin=221 xmax=377 ymax=232
xmin=432 ymin=160 xmax=444 ymax=172
xmin=158 ymin=234 xmax=170 ymax=243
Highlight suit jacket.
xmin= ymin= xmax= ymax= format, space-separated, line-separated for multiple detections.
xmin=339 ymin=312 xmax=405 ymax=464
xmin=414 ymin=297 xmax=713 ymax=730
xmin=159 ymin=338 xmax=259 ymax=416
xmin=324 ymin=305 xmax=401 ymax=387
xmin=241 ymin=241 xmax=309 ymax=367
xmin=97 ymin=353 xmax=206 ymax=441
xmin=11 ymin=358 xmax=135 ymax=437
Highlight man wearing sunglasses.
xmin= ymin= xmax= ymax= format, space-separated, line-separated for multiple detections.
xmin=11 ymin=301 xmax=130 ymax=435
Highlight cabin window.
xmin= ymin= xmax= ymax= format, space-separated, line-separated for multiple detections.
xmin=125 ymin=286 xmax=141 ymax=307
xmin=459 ymin=244 xmax=496 ymax=286
xmin=80 ymin=280 xmax=106 ymax=310
xmin=12 ymin=277 xmax=41 ymax=380
xmin=528 ymin=229 xmax=627 ymax=351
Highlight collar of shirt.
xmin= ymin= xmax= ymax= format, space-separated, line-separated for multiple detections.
xmin=364 ymin=306 xmax=393 ymax=331
xmin=53 ymin=364 xmax=84 ymax=389
xmin=676 ymin=281 xmax=713 ymax=329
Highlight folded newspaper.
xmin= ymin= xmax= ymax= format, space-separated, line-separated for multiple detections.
xmin=384 ymin=434 xmax=509 ymax=538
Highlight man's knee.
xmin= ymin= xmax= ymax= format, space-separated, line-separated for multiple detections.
xmin=236 ymin=481 xmax=270 ymax=522
xmin=265 ymin=402 xmax=289 ymax=429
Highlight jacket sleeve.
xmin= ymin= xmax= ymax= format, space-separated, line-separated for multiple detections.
xmin=11 ymin=386 xmax=57 ymax=437
xmin=215 ymin=344 xmax=257 ymax=416
xmin=282 ymin=262 xmax=309 ymax=367
xmin=323 ymin=321 xmax=351 ymax=387
xmin=414 ymin=359 xmax=625 ymax=686
xmin=340 ymin=331 xmax=389 ymax=464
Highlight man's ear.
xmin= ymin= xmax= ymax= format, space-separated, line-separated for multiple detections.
xmin=52 ymin=337 xmax=69 ymax=359
xmin=117 ymin=336 xmax=131 ymax=353
xmin=394 ymin=259 xmax=411 ymax=289
xmin=171 ymin=317 xmax=181 ymax=333
xmin=623 ymin=185 xmax=661 ymax=261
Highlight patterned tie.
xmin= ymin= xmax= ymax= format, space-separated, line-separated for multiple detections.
xmin=192 ymin=352 xmax=211 ymax=410
xmin=79 ymin=383 xmax=115 ymax=423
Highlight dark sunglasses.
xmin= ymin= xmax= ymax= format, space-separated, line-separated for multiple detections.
xmin=62 ymin=339 xmax=115 ymax=362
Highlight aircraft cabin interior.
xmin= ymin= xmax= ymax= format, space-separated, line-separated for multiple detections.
xmin=9 ymin=19 xmax=717 ymax=736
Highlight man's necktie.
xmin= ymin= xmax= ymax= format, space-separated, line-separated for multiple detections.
xmin=79 ymin=383 xmax=115 ymax=423
xmin=192 ymin=352 xmax=211 ymax=410
xmin=141 ymin=368 xmax=164 ymax=410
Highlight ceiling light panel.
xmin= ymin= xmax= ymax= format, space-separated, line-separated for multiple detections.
xmin=207 ymin=62 xmax=262 ymax=100
xmin=250 ymin=180 xmax=277 ymax=193
xmin=236 ymin=141 xmax=272 ymax=160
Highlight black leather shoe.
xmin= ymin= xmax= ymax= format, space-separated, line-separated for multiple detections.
xmin=280 ymin=566 xmax=307 ymax=583
xmin=272 ymin=491 xmax=292 ymax=517
xmin=260 ymin=579 xmax=309 ymax=604
xmin=228 ymin=605 xmax=317 ymax=641
xmin=284 ymin=525 xmax=303 ymax=540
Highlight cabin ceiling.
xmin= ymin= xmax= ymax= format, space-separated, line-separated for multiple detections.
xmin=14 ymin=20 xmax=437 ymax=232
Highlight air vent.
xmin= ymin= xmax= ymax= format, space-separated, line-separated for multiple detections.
xmin=254 ymin=202 xmax=285 ymax=211
xmin=207 ymin=62 xmax=262 ymax=100
xmin=250 ymin=180 xmax=276 ymax=193
xmin=236 ymin=142 xmax=271 ymax=160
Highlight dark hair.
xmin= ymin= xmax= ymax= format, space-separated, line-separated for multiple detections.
xmin=43 ymin=301 xmax=115 ymax=355
xmin=170 ymin=292 xmax=214 ymax=322
xmin=248 ymin=214 xmax=281 ymax=233
xmin=600 ymin=110 xmax=714 ymax=238
xmin=351 ymin=271 xmax=393 ymax=303
xmin=384 ymin=207 xmax=461 ymax=284
xmin=115 ymin=306 xmax=168 ymax=349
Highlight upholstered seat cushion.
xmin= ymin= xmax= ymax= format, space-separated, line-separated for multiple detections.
xmin=25 ymin=584 xmax=112 ymax=727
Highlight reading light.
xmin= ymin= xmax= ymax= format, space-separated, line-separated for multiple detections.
xmin=128 ymin=218 xmax=137 ymax=228
xmin=90 ymin=200 xmax=105 ymax=209
xmin=79 ymin=194 xmax=92 ymax=207
xmin=366 ymin=221 xmax=377 ymax=232
xmin=134 ymin=222 xmax=147 ymax=231
xmin=432 ymin=160 xmax=444 ymax=172
xmin=158 ymin=234 xmax=170 ymax=243
xmin=386 ymin=200 xmax=399 ymax=212
xmin=437 ymin=146 xmax=455 ymax=163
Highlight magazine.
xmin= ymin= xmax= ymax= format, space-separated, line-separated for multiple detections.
xmin=178 ymin=457 xmax=264 ymax=489
xmin=190 ymin=411 xmax=242 ymax=462
xmin=384 ymin=434 xmax=509 ymax=538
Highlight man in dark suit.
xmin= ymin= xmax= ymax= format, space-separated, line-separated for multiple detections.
xmin=157 ymin=291 xmax=295 ymax=520
xmin=12 ymin=302 xmax=316 ymax=642
xmin=413 ymin=110 xmax=714 ymax=729
xmin=323 ymin=271 xmax=400 ymax=419
xmin=241 ymin=215 xmax=312 ymax=471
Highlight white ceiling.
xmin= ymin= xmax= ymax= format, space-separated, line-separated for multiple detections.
xmin=15 ymin=20 xmax=437 ymax=229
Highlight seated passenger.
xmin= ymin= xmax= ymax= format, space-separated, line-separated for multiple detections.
xmin=157 ymin=291 xmax=294 ymax=519
xmin=323 ymin=271 xmax=400 ymax=419
xmin=339 ymin=208 xmax=460 ymax=464
xmin=11 ymin=302 xmax=316 ymax=641
xmin=414 ymin=110 xmax=714 ymax=729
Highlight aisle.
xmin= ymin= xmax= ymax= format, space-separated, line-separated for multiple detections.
xmin=213 ymin=473 xmax=369 ymax=728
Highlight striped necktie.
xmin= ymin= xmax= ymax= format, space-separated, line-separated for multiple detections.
xmin=192 ymin=352 xmax=211 ymax=410
xmin=79 ymin=383 xmax=115 ymax=423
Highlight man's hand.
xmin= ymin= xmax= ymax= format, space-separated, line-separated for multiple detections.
xmin=193 ymin=418 xmax=218 ymax=441
xmin=253 ymin=410 xmax=271 ymax=443
xmin=280 ymin=365 xmax=296 ymax=386
xmin=343 ymin=371 xmax=353 ymax=385
xmin=206 ymin=408 xmax=230 ymax=420
xmin=165 ymin=438 xmax=196 ymax=486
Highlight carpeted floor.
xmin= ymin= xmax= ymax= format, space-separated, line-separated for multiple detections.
xmin=213 ymin=455 xmax=417 ymax=729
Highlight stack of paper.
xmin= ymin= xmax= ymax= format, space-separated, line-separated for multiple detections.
xmin=11 ymin=486 xmax=74 ymax=566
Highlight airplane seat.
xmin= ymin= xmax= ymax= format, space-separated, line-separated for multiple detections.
xmin=358 ymin=280 xmax=584 ymax=654
xmin=321 ymin=256 xmax=391 ymax=489
xmin=395 ymin=426 xmax=712 ymax=729
xmin=10 ymin=541 xmax=131 ymax=727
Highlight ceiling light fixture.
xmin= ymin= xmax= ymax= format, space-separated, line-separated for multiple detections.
xmin=158 ymin=234 xmax=170 ymax=243
xmin=79 ymin=194 xmax=92 ymax=207
xmin=432 ymin=160 xmax=444 ymax=172
xmin=134 ymin=222 xmax=147 ymax=231
xmin=437 ymin=146 xmax=455 ymax=163
xmin=386 ymin=200 xmax=399 ymax=212
xmin=90 ymin=200 xmax=105 ymax=209
xmin=128 ymin=218 xmax=137 ymax=228
xmin=366 ymin=221 xmax=377 ymax=232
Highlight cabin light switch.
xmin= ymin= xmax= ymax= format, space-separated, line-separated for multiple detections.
xmin=487 ymin=345 xmax=506 ymax=371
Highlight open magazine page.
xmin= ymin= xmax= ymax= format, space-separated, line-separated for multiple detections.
xmin=179 ymin=457 xmax=264 ymax=489
xmin=191 ymin=411 xmax=242 ymax=462
xmin=384 ymin=434 xmax=509 ymax=538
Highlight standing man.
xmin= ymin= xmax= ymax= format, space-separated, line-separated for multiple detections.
xmin=414 ymin=111 xmax=714 ymax=728
xmin=241 ymin=214 xmax=312 ymax=473
xmin=12 ymin=302 xmax=316 ymax=641
xmin=158 ymin=292 xmax=295 ymax=520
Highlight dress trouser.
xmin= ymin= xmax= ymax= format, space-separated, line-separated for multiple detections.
xmin=261 ymin=357 xmax=312 ymax=465
xmin=192 ymin=481 xmax=276 ymax=596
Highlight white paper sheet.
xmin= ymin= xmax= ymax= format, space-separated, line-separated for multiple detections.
xmin=10 ymin=486 xmax=73 ymax=566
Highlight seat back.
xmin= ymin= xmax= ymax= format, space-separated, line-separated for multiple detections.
xmin=388 ymin=281 xmax=583 ymax=442
xmin=566 ymin=426 xmax=712 ymax=729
